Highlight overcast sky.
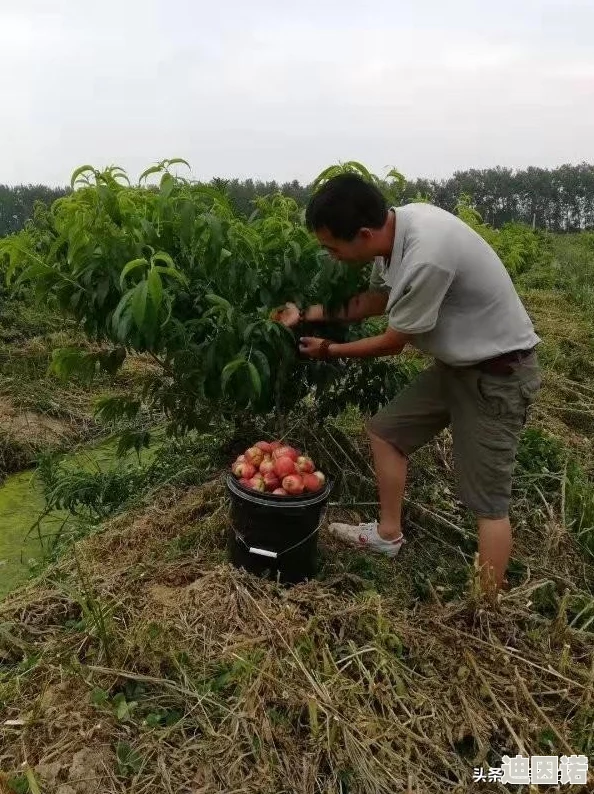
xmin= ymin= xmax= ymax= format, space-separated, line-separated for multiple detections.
xmin=1 ymin=0 xmax=593 ymax=186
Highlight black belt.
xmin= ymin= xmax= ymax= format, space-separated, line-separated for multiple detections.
xmin=475 ymin=347 xmax=536 ymax=376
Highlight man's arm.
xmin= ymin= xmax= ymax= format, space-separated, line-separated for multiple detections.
xmin=304 ymin=290 xmax=389 ymax=323
xmin=299 ymin=327 xmax=410 ymax=359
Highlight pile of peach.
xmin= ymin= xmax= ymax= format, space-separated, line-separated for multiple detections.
xmin=231 ymin=441 xmax=326 ymax=496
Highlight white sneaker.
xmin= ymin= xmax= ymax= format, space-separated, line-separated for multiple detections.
xmin=327 ymin=521 xmax=405 ymax=558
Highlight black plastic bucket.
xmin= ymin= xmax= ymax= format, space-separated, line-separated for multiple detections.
xmin=226 ymin=474 xmax=331 ymax=584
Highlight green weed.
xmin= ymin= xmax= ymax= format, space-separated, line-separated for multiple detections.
xmin=59 ymin=548 xmax=114 ymax=664
xmin=571 ymin=706 xmax=594 ymax=757
xmin=115 ymin=741 xmax=144 ymax=778
xmin=6 ymin=776 xmax=29 ymax=794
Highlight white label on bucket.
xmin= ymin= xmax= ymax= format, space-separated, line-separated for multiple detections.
xmin=248 ymin=547 xmax=278 ymax=559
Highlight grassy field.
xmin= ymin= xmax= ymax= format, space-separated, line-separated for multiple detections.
xmin=0 ymin=233 xmax=593 ymax=792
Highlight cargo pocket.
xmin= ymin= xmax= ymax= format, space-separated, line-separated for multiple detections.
xmin=477 ymin=374 xmax=523 ymax=420
xmin=519 ymin=374 xmax=542 ymax=425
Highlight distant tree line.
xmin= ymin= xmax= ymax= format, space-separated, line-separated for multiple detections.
xmin=0 ymin=185 xmax=68 ymax=237
xmin=2 ymin=162 xmax=593 ymax=236
xmin=220 ymin=163 xmax=594 ymax=232
xmin=412 ymin=163 xmax=594 ymax=231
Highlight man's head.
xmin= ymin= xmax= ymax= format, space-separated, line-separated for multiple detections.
xmin=305 ymin=173 xmax=389 ymax=263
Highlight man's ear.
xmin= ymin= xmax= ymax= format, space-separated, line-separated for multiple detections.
xmin=358 ymin=227 xmax=373 ymax=240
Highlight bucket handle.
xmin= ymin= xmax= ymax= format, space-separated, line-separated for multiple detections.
xmin=234 ymin=506 xmax=328 ymax=560
xmin=248 ymin=547 xmax=278 ymax=559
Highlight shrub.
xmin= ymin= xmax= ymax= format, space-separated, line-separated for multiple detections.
xmin=0 ymin=161 xmax=403 ymax=435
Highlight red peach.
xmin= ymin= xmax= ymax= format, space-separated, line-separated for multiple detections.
xmin=232 ymin=461 xmax=256 ymax=479
xmin=248 ymin=474 xmax=266 ymax=492
xmin=259 ymin=458 xmax=276 ymax=476
xmin=303 ymin=473 xmax=323 ymax=492
xmin=295 ymin=456 xmax=315 ymax=474
xmin=255 ymin=441 xmax=273 ymax=454
xmin=272 ymin=487 xmax=288 ymax=496
xmin=272 ymin=445 xmax=299 ymax=462
xmin=274 ymin=456 xmax=296 ymax=478
xmin=313 ymin=471 xmax=326 ymax=486
xmin=263 ymin=472 xmax=281 ymax=491
xmin=244 ymin=447 xmax=264 ymax=466
xmin=282 ymin=474 xmax=305 ymax=495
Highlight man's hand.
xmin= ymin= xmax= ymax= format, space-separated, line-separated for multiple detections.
xmin=300 ymin=328 xmax=410 ymax=360
xmin=270 ymin=302 xmax=300 ymax=328
xmin=299 ymin=337 xmax=329 ymax=359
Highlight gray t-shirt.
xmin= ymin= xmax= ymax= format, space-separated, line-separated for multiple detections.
xmin=369 ymin=203 xmax=540 ymax=366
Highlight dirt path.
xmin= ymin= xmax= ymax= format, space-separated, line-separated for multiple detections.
xmin=0 ymin=396 xmax=74 ymax=446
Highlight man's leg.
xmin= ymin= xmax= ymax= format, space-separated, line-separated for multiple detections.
xmin=449 ymin=357 xmax=541 ymax=592
xmin=329 ymin=365 xmax=449 ymax=555
xmin=367 ymin=430 xmax=407 ymax=540
xmin=477 ymin=516 xmax=512 ymax=592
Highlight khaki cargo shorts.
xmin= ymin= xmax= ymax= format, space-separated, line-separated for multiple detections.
xmin=367 ymin=353 xmax=542 ymax=519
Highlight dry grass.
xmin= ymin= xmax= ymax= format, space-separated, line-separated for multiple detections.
xmin=1 ymin=288 xmax=593 ymax=793
xmin=0 ymin=329 xmax=161 ymax=479
xmin=524 ymin=289 xmax=594 ymax=454
xmin=1 ymin=481 xmax=593 ymax=794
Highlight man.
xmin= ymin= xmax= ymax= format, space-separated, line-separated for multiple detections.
xmin=276 ymin=174 xmax=541 ymax=592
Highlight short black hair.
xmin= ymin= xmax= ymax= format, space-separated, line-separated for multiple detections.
xmin=305 ymin=173 xmax=388 ymax=241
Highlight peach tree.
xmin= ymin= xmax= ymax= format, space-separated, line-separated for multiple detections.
xmin=0 ymin=160 xmax=412 ymax=441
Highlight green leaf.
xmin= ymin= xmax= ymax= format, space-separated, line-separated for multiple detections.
xmin=120 ymin=258 xmax=148 ymax=288
xmin=343 ymin=160 xmax=374 ymax=181
xmin=147 ymin=268 xmax=163 ymax=310
xmin=151 ymin=251 xmax=175 ymax=268
xmin=154 ymin=266 xmax=188 ymax=287
xmin=243 ymin=321 xmax=259 ymax=341
xmin=142 ymin=294 xmax=158 ymax=346
xmin=140 ymin=218 xmax=156 ymax=239
xmin=205 ymin=293 xmax=232 ymax=310
xmin=179 ymin=200 xmax=195 ymax=247
xmin=221 ymin=358 xmax=247 ymax=393
xmin=116 ymin=741 xmax=143 ymax=777
xmin=267 ymin=321 xmax=281 ymax=339
xmin=139 ymin=164 xmax=164 ymax=183
xmin=16 ymin=260 xmax=55 ymax=287
xmin=205 ymin=214 xmax=223 ymax=254
xmin=70 ymin=164 xmax=96 ymax=189
xmin=247 ymin=361 xmax=262 ymax=399
xmin=95 ymin=395 xmax=141 ymax=423
xmin=312 ymin=164 xmax=343 ymax=190
xmin=50 ymin=348 xmax=97 ymax=382
xmin=251 ymin=349 xmax=270 ymax=389
xmin=111 ymin=289 xmax=135 ymax=334
xmin=114 ymin=693 xmax=130 ymax=720
xmin=109 ymin=167 xmax=130 ymax=185
xmin=131 ymin=281 xmax=148 ymax=329
xmin=160 ymin=172 xmax=175 ymax=201
xmin=96 ymin=274 xmax=111 ymax=306
xmin=117 ymin=311 xmax=134 ymax=342
xmin=6 ymin=774 xmax=29 ymax=794
xmin=90 ymin=687 xmax=109 ymax=705
xmin=23 ymin=764 xmax=41 ymax=794
xmin=160 ymin=295 xmax=173 ymax=328
xmin=271 ymin=271 xmax=281 ymax=292
xmin=289 ymin=240 xmax=301 ymax=260
xmin=117 ymin=430 xmax=151 ymax=457
xmin=386 ymin=167 xmax=406 ymax=188
xmin=164 ymin=709 xmax=183 ymax=726
xmin=166 ymin=157 xmax=191 ymax=169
